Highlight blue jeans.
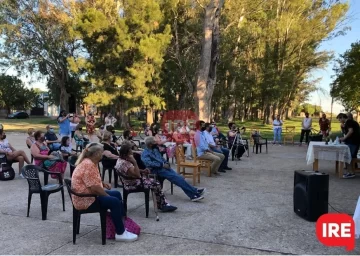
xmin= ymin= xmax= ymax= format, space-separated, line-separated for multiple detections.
xmin=152 ymin=168 xmax=198 ymax=199
xmin=345 ymin=143 xmax=359 ymax=159
xmin=96 ymin=190 xmax=125 ymax=235
xmin=273 ymin=128 xmax=282 ymax=143
xmin=212 ymin=147 xmax=229 ymax=168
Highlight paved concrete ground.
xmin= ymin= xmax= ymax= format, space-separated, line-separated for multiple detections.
xmin=1 ymin=132 xmax=360 ymax=255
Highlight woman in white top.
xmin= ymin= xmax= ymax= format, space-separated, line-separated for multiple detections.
xmin=272 ymin=115 xmax=283 ymax=145
xmin=104 ymin=113 xmax=117 ymax=130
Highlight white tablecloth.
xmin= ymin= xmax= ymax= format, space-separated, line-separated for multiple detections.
xmin=306 ymin=141 xmax=352 ymax=165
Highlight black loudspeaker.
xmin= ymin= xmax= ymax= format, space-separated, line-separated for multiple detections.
xmin=293 ymin=170 xmax=329 ymax=222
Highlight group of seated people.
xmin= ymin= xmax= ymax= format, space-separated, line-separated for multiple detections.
xmin=1 ymin=118 xmax=245 ymax=244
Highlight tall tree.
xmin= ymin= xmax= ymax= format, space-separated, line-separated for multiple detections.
xmin=331 ymin=41 xmax=360 ymax=112
xmin=195 ymin=0 xmax=224 ymax=121
xmin=0 ymin=0 xmax=79 ymax=111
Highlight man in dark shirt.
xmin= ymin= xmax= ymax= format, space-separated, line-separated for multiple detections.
xmin=339 ymin=113 xmax=360 ymax=179
xmin=44 ymin=125 xmax=61 ymax=151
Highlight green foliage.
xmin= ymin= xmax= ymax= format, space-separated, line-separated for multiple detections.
xmin=0 ymin=75 xmax=37 ymax=113
xmin=331 ymin=41 xmax=360 ymax=111
xmin=70 ymin=0 xmax=171 ymax=110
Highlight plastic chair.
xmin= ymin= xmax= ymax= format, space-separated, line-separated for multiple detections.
xmin=101 ymin=159 xmax=119 ymax=188
xmin=64 ymin=179 xmax=107 ymax=245
xmin=252 ymin=134 xmax=268 ymax=154
xmin=68 ymin=156 xmax=78 ymax=177
xmin=117 ymin=172 xmax=154 ymax=219
xmin=21 ymin=165 xmax=65 ymax=220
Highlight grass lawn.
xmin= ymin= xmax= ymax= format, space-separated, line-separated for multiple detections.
xmin=1 ymin=116 xmax=342 ymax=142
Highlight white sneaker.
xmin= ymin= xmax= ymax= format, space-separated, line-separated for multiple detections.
xmin=115 ymin=230 xmax=138 ymax=242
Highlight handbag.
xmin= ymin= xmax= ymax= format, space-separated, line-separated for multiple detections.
xmin=0 ymin=157 xmax=15 ymax=181
xmin=106 ymin=212 xmax=141 ymax=239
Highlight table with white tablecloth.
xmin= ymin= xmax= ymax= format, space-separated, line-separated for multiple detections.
xmin=306 ymin=141 xmax=352 ymax=178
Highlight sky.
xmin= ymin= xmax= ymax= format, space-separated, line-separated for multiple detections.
xmin=308 ymin=0 xmax=360 ymax=114
xmin=7 ymin=0 xmax=360 ymax=114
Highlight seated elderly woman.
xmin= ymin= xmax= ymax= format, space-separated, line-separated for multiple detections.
xmin=123 ymin=130 xmax=146 ymax=169
xmin=71 ymin=142 xmax=138 ymax=242
xmin=172 ymin=130 xmax=193 ymax=160
xmin=115 ymin=142 xmax=177 ymax=212
xmin=102 ymin=131 xmax=120 ymax=166
xmin=74 ymin=124 xmax=90 ymax=149
xmin=26 ymin=128 xmax=36 ymax=148
xmin=0 ymin=129 xmax=31 ymax=177
xmin=31 ymin=130 xmax=67 ymax=179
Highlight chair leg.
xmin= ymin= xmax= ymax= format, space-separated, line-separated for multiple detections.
xmin=100 ymin=211 xmax=107 ymax=245
xmin=192 ymin=167 xmax=196 ymax=185
xmin=266 ymin=143 xmax=268 ymax=153
xmin=101 ymin=168 xmax=105 ymax=182
xmin=114 ymin=170 xmax=118 ymax=188
xmin=61 ymin=187 xmax=65 ymax=211
xmin=170 ymin=182 xmax=173 ymax=195
xmin=197 ymin=167 xmax=200 ymax=183
xmin=77 ymin=214 xmax=81 ymax=234
xmin=73 ymin=210 xmax=79 ymax=244
xmin=40 ymin=193 xmax=48 ymax=221
xmin=145 ymin=191 xmax=150 ymax=218
xmin=108 ymin=169 xmax=112 ymax=184
xmin=123 ymin=190 xmax=128 ymax=215
xmin=27 ymin=192 xmax=32 ymax=217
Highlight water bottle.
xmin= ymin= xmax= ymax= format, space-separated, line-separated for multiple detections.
xmin=335 ymin=136 xmax=339 ymax=145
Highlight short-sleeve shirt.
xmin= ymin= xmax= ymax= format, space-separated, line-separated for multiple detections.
xmin=102 ymin=143 xmax=119 ymax=160
xmin=0 ymin=139 xmax=12 ymax=153
xmin=71 ymin=158 xmax=103 ymax=210
xmin=115 ymin=159 xmax=142 ymax=190
xmin=319 ymin=118 xmax=330 ymax=131
xmin=58 ymin=117 xmax=71 ymax=135
xmin=44 ymin=132 xmax=58 ymax=142
xmin=344 ymin=119 xmax=360 ymax=145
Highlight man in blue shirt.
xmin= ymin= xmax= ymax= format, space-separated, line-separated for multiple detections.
xmin=57 ymin=110 xmax=71 ymax=138
xmin=204 ymin=122 xmax=231 ymax=170
xmin=194 ymin=121 xmax=225 ymax=174
xmin=141 ymin=136 xmax=205 ymax=202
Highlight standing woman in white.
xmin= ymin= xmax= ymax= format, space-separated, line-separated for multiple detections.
xmin=272 ymin=114 xmax=283 ymax=145
xmin=104 ymin=113 xmax=117 ymax=130
xmin=299 ymin=112 xmax=312 ymax=146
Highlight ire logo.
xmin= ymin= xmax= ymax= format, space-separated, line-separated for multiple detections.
xmin=316 ymin=213 xmax=355 ymax=251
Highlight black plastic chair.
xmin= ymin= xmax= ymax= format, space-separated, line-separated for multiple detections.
xmin=21 ymin=165 xmax=65 ymax=220
xmin=0 ymin=153 xmax=19 ymax=167
xmin=68 ymin=156 xmax=78 ymax=177
xmin=252 ymin=135 xmax=268 ymax=154
xmin=64 ymin=179 xmax=107 ymax=245
xmin=117 ymin=172 xmax=150 ymax=218
xmin=101 ymin=159 xmax=119 ymax=188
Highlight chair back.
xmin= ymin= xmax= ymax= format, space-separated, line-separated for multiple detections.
xmin=21 ymin=165 xmax=43 ymax=193
xmin=64 ymin=179 xmax=74 ymax=203
xmin=285 ymin=126 xmax=296 ymax=134
xmin=175 ymin=144 xmax=185 ymax=162
xmin=191 ymin=145 xmax=198 ymax=161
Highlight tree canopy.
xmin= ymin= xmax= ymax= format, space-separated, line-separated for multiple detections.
xmin=0 ymin=0 xmax=350 ymax=124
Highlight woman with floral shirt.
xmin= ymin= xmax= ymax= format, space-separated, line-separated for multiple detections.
xmin=115 ymin=142 xmax=177 ymax=212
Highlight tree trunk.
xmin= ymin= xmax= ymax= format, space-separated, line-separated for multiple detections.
xmin=147 ymin=108 xmax=154 ymax=124
xmin=195 ymin=0 xmax=224 ymax=122
xmin=59 ymin=81 xmax=69 ymax=112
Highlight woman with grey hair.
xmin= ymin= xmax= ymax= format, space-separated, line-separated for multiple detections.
xmin=72 ymin=142 xmax=138 ymax=242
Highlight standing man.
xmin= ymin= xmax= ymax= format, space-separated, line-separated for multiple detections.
xmin=57 ymin=110 xmax=71 ymax=138
xmin=194 ymin=120 xmax=225 ymax=174
xmin=339 ymin=113 xmax=360 ymax=179
xmin=299 ymin=112 xmax=312 ymax=146
xmin=319 ymin=113 xmax=330 ymax=138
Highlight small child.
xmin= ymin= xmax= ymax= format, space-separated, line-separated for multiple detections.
xmin=60 ymin=136 xmax=75 ymax=160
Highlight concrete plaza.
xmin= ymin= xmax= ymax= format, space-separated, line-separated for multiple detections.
xmin=0 ymin=132 xmax=359 ymax=255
